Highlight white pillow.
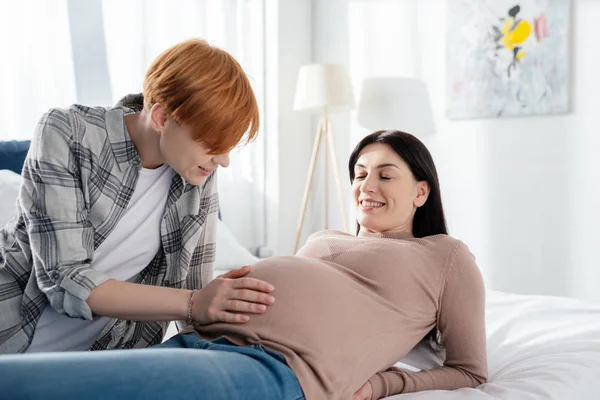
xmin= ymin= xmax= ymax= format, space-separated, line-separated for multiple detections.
xmin=213 ymin=219 xmax=259 ymax=278
xmin=0 ymin=170 xmax=22 ymax=227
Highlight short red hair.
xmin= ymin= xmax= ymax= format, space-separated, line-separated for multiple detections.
xmin=143 ymin=39 xmax=259 ymax=154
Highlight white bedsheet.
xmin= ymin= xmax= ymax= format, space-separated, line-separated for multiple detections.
xmin=384 ymin=290 xmax=600 ymax=399
xmin=0 ymin=170 xmax=21 ymax=228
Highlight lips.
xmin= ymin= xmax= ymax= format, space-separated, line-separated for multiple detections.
xmin=359 ymin=199 xmax=385 ymax=210
xmin=198 ymin=166 xmax=214 ymax=176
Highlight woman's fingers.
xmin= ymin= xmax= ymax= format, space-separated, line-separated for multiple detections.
xmin=230 ymin=289 xmax=275 ymax=305
xmin=221 ymin=289 xmax=274 ymax=316
xmin=231 ymin=277 xmax=275 ymax=293
xmin=218 ymin=284 xmax=276 ymax=321
xmin=224 ymin=299 xmax=268 ymax=314
xmin=215 ymin=311 xmax=251 ymax=324
xmin=220 ymin=266 xmax=251 ymax=279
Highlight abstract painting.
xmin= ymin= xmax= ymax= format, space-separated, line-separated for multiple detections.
xmin=446 ymin=0 xmax=570 ymax=119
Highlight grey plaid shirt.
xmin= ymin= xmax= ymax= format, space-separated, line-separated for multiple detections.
xmin=0 ymin=94 xmax=218 ymax=354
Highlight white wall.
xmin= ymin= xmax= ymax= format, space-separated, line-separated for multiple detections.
xmin=308 ymin=0 xmax=600 ymax=303
xmin=264 ymin=0 xmax=316 ymax=256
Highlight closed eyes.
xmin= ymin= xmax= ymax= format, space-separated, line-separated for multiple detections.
xmin=354 ymin=175 xmax=391 ymax=181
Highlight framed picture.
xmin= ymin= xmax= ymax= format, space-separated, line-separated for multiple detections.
xmin=446 ymin=0 xmax=571 ymax=119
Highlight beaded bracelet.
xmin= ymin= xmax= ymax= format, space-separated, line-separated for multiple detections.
xmin=187 ymin=290 xmax=197 ymax=326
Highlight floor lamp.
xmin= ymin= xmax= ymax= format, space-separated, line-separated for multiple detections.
xmin=293 ymin=64 xmax=355 ymax=254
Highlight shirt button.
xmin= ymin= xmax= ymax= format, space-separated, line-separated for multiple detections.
xmin=51 ymin=271 xmax=60 ymax=280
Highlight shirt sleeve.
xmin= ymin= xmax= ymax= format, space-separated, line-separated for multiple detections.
xmin=369 ymin=241 xmax=488 ymax=398
xmin=19 ymin=109 xmax=109 ymax=320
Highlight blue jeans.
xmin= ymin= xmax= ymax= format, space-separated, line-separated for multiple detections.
xmin=0 ymin=334 xmax=305 ymax=400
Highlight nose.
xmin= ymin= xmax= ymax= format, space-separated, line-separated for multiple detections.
xmin=360 ymin=174 xmax=377 ymax=194
xmin=213 ymin=152 xmax=230 ymax=168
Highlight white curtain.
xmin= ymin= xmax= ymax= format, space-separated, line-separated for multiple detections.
xmin=0 ymin=0 xmax=77 ymax=140
xmin=0 ymin=0 xmax=267 ymax=251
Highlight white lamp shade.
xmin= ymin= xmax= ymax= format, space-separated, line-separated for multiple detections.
xmin=357 ymin=77 xmax=435 ymax=136
xmin=293 ymin=64 xmax=355 ymax=113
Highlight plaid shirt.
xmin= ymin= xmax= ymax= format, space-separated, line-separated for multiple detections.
xmin=0 ymin=94 xmax=218 ymax=354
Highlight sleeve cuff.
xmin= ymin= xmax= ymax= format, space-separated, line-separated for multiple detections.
xmin=52 ymin=267 xmax=110 ymax=320
xmin=369 ymin=373 xmax=388 ymax=400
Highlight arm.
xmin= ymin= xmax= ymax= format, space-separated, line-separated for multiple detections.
xmin=87 ymin=280 xmax=191 ymax=321
xmin=21 ymin=109 xmax=109 ymax=320
xmin=87 ymin=269 xmax=275 ymax=324
xmin=368 ymin=242 xmax=488 ymax=399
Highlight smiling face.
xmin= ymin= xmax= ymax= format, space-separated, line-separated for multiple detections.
xmin=351 ymin=143 xmax=430 ymax=234
xmin=148 ymin=103 xmax=230 ymax=186
xmin=158 ymin=117 xmax=231 ymax=186
xmin=140 ymin=39 xmax=259 ymax=185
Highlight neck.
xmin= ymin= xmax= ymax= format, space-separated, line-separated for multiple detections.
xmin=357 ymin=230 xmax=414 ymax=239
xmin=125 ymin=110 xmax=164 ymax=169
xmin=360 ymin=220 xmax=413 ymax=235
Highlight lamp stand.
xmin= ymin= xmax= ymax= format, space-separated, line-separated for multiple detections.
xmin=293 ymin=114 xmax=349 ymax=254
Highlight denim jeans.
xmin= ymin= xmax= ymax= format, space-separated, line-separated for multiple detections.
xmin=0 ymin=333 xmax=305 ymax=400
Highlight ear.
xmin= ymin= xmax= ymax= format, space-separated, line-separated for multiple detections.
xmin=149 ymin=103 xmax=169 ymax=134
xmin=414 ymin=181 xmax=430 ymax=208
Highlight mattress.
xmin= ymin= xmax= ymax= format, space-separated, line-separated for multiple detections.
xmin=384 ymin=290 xmax=600 ymax=399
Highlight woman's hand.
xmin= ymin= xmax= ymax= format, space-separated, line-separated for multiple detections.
xmin=352 ymin=381 xmax=373 ymax=400
xmin=192 ymin=266 xmax=275 ymax=325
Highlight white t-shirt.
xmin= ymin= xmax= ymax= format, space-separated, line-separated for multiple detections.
xmin=26 ymin=164 xmax=174 ymax=352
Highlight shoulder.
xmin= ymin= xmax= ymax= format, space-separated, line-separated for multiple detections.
xmin=34 ymin=104 xmax=108 ymax=145
xmin=443 ymin=237 xmax=476 ymax=266
xmin=417 ymin=234 xmax=479 ymax=275
xmin=40 ymin=103 xmax=107 ymax=127
xmin=433 ymin=237 xmax=482 ymax=290
xmin=28 ymin=108 xmax=75 ymax=164
xmin=28 ymin=105 xmax=112 ymax=173
xmin=417 ymin=234 xmax=471 ymax=257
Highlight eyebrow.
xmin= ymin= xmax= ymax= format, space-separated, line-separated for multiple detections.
xmin=355 ymin=163 xmax=401 ymax=170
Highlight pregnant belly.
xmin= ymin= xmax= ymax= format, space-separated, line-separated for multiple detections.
xmin=198 ymin=256 xmax=396 ymax=354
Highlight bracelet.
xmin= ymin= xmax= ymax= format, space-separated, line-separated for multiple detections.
xmin=187 ymin=290 xmax=197 ymax=326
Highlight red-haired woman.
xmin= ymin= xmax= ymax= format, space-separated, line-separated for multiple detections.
xmin=0 ymin=39 xmax=276 ymax=356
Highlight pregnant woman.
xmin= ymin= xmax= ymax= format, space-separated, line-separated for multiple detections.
xmin=0 ymin=130 xmax=487 ymax=400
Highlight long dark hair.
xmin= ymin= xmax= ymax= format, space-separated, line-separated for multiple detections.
xmin=348 ymin=129 xmax=447 ymax=349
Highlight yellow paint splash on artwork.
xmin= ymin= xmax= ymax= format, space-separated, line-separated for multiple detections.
xmin=501 ymin=18 xmax=532 ymax=51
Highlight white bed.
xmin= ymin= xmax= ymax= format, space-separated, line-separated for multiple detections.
xmin=388 ymin=290 xmax=600 ymax=399
xmin=2 ymin=169 xmax=600 ymax=399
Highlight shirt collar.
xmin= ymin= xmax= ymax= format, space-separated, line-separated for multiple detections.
xmin=105 ymin=94 xmax=144 ymax=171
